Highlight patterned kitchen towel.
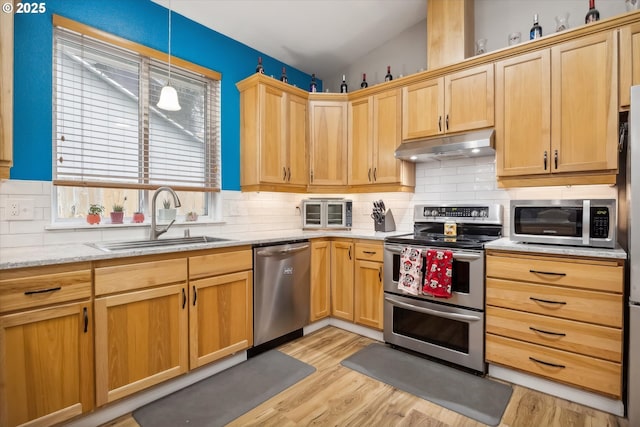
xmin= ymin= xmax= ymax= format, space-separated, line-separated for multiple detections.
xmin=398 ymin=247 xmax=423 ymax=296
xmin=423 ymin=249 xmax=453 ymax=298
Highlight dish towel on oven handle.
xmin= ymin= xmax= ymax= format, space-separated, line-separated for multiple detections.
xmin=398 ymin=247 xmax=423 ymax=296
xmin=423 ymin=249 xmax=453 ymax=298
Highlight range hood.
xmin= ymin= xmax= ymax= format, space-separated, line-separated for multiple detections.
xmin=395 ymin=129 xmax=495 ymax=162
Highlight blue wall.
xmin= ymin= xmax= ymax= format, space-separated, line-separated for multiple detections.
xmin=12 ymin=0 xmax=319 ymax=190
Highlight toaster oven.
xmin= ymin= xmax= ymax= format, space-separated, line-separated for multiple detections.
xmin=302 ymin=198 xmax=352 ymax=230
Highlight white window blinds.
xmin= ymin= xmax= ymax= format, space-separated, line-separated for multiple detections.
xmin=53 ymin=27 xmax=220 ymax=192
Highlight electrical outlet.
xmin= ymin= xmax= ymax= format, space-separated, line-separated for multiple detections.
xmin=5 ymin=198 xmax=35 ymax=220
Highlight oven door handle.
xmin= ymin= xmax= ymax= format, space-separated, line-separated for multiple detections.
xmin=384 ymin=296 xmax=482 ymax=322
xmin=385 ymin=244 xmax=482 ymax=261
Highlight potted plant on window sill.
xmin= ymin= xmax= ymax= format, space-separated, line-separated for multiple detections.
xmin=110 ymin=204 xmax=124 ymax=224
xmin=132 ymin=211 xmax=145 ymax=223
xmin=185 ymin=211 xmax=198 ymax=222
xmin=158 ymin=198 xmax=177 ymax=222
xmin=87 ymin=204 xmax=104 ymax=225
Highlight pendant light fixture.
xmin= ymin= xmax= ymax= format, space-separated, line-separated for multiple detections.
xmin=157 ymin=0 xmax=181 ymax=111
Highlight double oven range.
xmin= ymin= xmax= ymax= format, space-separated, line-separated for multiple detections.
xmin=383 ymin=204 xmax=503 ymax=373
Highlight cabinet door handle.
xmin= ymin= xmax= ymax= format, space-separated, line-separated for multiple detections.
xmin=529 ymin=296 xmax=567 ymax=305
xmin=193 ymin=285 xmax=197 ymax=306
xmin=83 ymin=307 xmax=88 ymax=333
xmin=310 ymin=170 xmax=314 ymax=183
xmin=282 ymin=167 xmax=287 ymax=181
xmin=363 ymin=250 xmax=377 ymax=255
xmin=529 ymin=326 xmax=566 ymax=337
xmin=24 ymin=286 xmax=61 ymax=295
xmin=182 ymin=288 xmax=187 ymax=309
xmin=529 ymin=356 xmax=566 ymax=369
xmin=348 ymin=247 xmax=352 ymax=260
xmin=373 ymin=168 xmax=377 ymax=181
xmin=287 ymin=167 xmax=291 ymax=181
xmin=543 ymin=151 xmax=548 ymax=170
xmin=378 ymin=266 xmax=382 ymax=282
xmin=445 ymin=114 xmax=449 ymax=130
xmin=438 ymin=116 xmax=442 ymax=132
xmin=529 ymin=269 xmax=566 ymax=277
xmin=554 ymin=150 xmax=558 ymax=169
xmin=368 ymin=168 xmax=372 ymax=182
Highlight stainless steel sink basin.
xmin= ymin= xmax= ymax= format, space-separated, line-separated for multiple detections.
xmin=88 ymin=236 xmax=231 ymax=252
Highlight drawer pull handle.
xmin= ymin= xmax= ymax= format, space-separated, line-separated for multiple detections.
xmin=363 ymin=250 xmax=377 ymax=255
xmin=529 ymin=356 xmax=566 ymax=369
xmin=529 ymin=326 xmax=566 ymax=337
xmin=529 ymin=297 xmax=567 ymax=305
xmin=529 ymin=269 xmax=566 ymax=277
xmin=24 ymin=286 xmax=62 ymax=295
xmin=83 ymin=307 xmax=88 ymax=333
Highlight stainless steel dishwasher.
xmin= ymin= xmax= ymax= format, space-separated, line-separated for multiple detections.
xmin=253 ymin=240 xmax=310 ymax=347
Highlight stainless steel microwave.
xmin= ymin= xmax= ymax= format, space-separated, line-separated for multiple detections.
xmin=510 ymin=199 xmax=616 ymax=248
xmin=302 ymin=198 xmax=352 ymax=230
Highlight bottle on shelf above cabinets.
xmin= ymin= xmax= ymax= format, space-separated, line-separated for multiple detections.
xmin=385 ymin=65 xmax=393 ymax=81
xmin=280 ymin=66 xmax=288 ymax=83
xmin=585 ymin=0 xmax=600 ymax=23
xmin=361 ymin=73 xmax=368 ymax=89
xmin=340 ymin=74 xmax=348 ymax=93
xmin=530 ymin=13 xmax=543 ymax=40
xmin=256 ymin=56 xmax=264 ymax=74
xmin=310 ymin=73 xmax=317 ymax=92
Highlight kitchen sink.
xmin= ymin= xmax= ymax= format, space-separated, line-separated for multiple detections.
xmin=88 ymin=236 xmax=231 ymax=252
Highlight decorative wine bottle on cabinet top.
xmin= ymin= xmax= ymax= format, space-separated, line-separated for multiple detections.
xmin=384 ymin=65 xmax=393 ymax=81
xmin=340 ymin=74 xmax=348 ymax=93
xmin=280 ymin=66 xmax=288 ymax=83
xmin=530 ymin=13 xmax=542 ymax=39
xmin=360 ymin=73 xmax=368 ymax=89
xmin=310 ymin=73 xmax=317 ymax=92
xmin=256 ymin=56 xmax=264 ymax=74
xmin=585 ymin=0 xmax=600 ymax=23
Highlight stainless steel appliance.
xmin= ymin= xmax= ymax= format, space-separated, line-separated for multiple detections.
xmin=301 ymin=198 xmax=352 ymax=230
xmin=395 ymin=129 xmax=495 ymax=162
xmin=252 ymin=240 xmax=310 ymax=347
xmin=510 ymin=199 xmax=616 ymax=248
xmin=383 ymin=204 xmax=503 ymax=373
xmin=623 ymin=85 xmax=640 ymax=425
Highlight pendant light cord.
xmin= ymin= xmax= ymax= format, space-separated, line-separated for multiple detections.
xmin=167 ymin=1 xmax=172 ymax=84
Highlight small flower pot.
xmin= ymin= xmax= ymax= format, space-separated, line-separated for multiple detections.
xmin=132 ymin=212 xmax=145 ymax=223
xmin=158 ymin=208 xmax=176 ymax=222
xmin=87 ymin=214 xmax=101 ymax=225
xmin=110 ymin=212 xmax=124 ymax=224
xmin=186 ymin=212 xmax=198 ymax=222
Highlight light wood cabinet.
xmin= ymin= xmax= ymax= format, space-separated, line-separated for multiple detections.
xmin=0 ymin=263 xmax=93 ymax=427
xmin=354 ymin=242 xmax=384 ymax=330
xmin=188 ymin=248 xmax=253 ymax=369
xmin=0 ymin=1 xmax=13 ymax=179
xmin=349 ymin=88 xmax=414 ymax=188
xmin=620 ymin=21 xmax=640 ymax=109
xmin=496 ymin=31 xmax=618 ymax=185
xmin=485 ymin=250 xmax=624 ymax=398
xmin=426 ymin=0 xmax=474 ymax=70
xmin=310 ymin=239 xmax=331 ymax=322
xmin=308 ymin=96 xmax=348 ymax=188
xmin=402 ymin=63 xmax=494 ymax=140
xmin=330 ymin=240 xmax=354 ymax=321
xmin=237 ymin=74 xmax=308 ymax=192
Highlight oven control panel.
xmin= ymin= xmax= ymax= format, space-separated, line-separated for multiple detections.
xmin=421 ymin=206 xmax=489 ymax=219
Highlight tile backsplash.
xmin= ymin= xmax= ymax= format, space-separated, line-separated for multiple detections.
xmin=0 ymin=155 xmax=617 ymax=249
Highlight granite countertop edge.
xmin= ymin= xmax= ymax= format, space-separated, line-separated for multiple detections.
xmin=0 ymin=229 xmax=409 ymax=270
xmin=484 ymin=237 xmax=628 ymax=260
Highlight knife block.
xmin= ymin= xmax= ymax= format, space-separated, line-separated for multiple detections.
xmin=375 ymin=209 xmax=396 ymax=232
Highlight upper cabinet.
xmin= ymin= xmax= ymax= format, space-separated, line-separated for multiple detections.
xmin=620 ymin=21 xmax=640 ymax=109
xmin=308 ymin=95 xmax=349 ymax=188
xmin=402 ymin=63 xmax=494 ymax=140
xmin=0 ymin=4 xmax=13 ymax=179
xmin=237 ymin=75 xmax=308 ymax=192
xmin=496 ymin=31 xmax=618 ymax=185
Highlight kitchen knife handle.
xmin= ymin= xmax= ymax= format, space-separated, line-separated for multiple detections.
xmin=83 ymin=307 xmax=88 ymax=333
xmin=554 ymin=150 xmax=558 ymax=169
xmin=543 ymin=151 xmax=548 ymax=170
xmin=529 ymin=356 xmax=565 ymax=369
xmin=193 ymin=285 xmax=197 ymax=306
xmin=445 ymin=114 xmax=449 ymax=130
xmin=438 ymin=116 xmax=442 ymax=132
xmin=529 ymin=326 xmax=566 ymax=337
xmin=182 ymin=288 xmax=187 ymax=309
xmin=373 ymin=168 xmax=377 ymax=181
xmin=529 ymin=269 xmax=566 ymax=277
xmin=529 ymin=296 xmax=567 ymax=305
xmin=368 ymin=168 xmax=372 ymax=182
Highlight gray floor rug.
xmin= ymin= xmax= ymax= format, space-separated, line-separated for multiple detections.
xmin=341 ymin=343 xmax=512 ymax=426
xmin=133 ymin=350 xmax=316 ymax=427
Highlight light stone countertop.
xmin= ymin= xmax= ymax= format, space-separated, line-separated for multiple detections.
xmin=0 ymin=229 xmax=409 ymax=270
xmin=484 ymin=237 xmax=628 ymax=260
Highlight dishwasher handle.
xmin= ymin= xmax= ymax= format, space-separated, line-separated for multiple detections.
xmin=256 ymin=243 xmax=310 ymax=257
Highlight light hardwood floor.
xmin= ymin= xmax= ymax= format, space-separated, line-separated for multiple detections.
xmin=103 ymin=326 xmax=628 ymax=427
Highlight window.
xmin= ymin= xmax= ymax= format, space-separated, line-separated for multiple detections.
xmin=52 ymin=17 xmax=221 ymax=222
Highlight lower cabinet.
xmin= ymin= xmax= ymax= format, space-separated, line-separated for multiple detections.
xmin=331 ymin=240 xmax=355 ymax=321
xmin=310 ymin=239 xmax=331 ymax=322
xmin=354 ymin=242 xmax=384 ymax=330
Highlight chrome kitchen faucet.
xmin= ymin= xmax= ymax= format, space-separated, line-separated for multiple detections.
xmin=150 ymin=186 xmax=182 ymax=240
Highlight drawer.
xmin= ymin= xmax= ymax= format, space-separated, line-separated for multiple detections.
xmin=95 ymin=258 xmax=187 ymax=296
xmin=0 ymin=269 xmax=91 ymax=313
xmin=487 ymin=278 xmax=622 ymax=328
xmin=189 ymin=248 xmax=252 ymax=279
xmin=486 ymin=334 xmax=622 ymax=398
xmin=355 ymin=243 xmax=383 ymax=262
xmin=486 ymin=306 xmax=622 ymax=362
xmin=486 ymin=254 xmax=623 ymax=293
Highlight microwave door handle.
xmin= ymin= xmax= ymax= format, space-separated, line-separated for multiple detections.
xmin=583 ymin=200 xmax=591 ymax=246
xmin=384 ymin=296 xmax=482 ymax=322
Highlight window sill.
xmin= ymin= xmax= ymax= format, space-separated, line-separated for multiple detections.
xmin=45 ymin=219 xmax=226 ymax=231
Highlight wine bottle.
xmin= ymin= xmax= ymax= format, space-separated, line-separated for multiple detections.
xmin=256 ymin=57 xmax=264 ymax=74
xmin=340 ymin=74 xmax=348 ymax=93
xmin=360 ymin=73 xmax=368 ymax=89
xmin=309 ymin=73 xmax=317 ymax=92
xmin=585 ymin=0 xmax=600 ymax=23
xmin=529 ymin=13 xmax=542 ymax=40
xmin=384 ymin=65 xmax=393 ymax=82
xmin=280 ymin=66 xmax=288 ymax=83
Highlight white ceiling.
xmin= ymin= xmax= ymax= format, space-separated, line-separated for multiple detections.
xmin=150 ymin=0 xmax=427 ymax=80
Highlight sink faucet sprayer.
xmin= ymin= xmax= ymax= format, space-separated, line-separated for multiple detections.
xmin=150 ymin=186 xmax=182 ymax=240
